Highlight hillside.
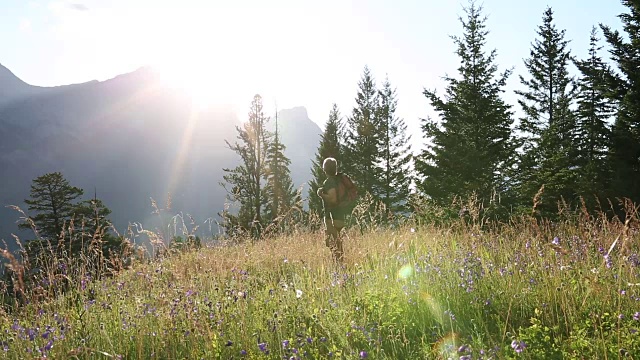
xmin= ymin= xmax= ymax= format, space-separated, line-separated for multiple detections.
xmin=0 ymin=64 xmax=322 ymax=250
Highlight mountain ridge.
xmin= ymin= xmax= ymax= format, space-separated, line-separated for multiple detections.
xmin=0 ymin=65 xmax=322 ymax=252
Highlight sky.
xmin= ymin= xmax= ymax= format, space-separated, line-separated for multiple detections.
xmin=0 ymin=0 xmax=628 ymax=152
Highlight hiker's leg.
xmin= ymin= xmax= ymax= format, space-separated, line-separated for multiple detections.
xmin=324 ymin=216 xmax=344 ymax=262
xmin=324 ymin=217 xmax=337 ymax=248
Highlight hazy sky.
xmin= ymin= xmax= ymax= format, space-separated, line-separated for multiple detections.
xmin=0 ymin=0 xmax=627 ymax=151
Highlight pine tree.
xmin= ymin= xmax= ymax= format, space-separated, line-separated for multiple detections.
xmin=377 ymin=76 xmax=413 ymax=214
xmin=74 ymin=193 xmax=127 ymax=261
xmin=308 ymin=104 xmax=343 ymax=217
xmin=220 ymin=94 xmax=270 ymax=238
xmin=573 ymin=27 xmax=615 ymax=207
xmin=600 ymin=0 xmax=640 ymax=204
xmin=19 ymin=172 xmax=84 ymax=241
xmin=416 ymin=2 xmax=515 ymax=208
xmin=265 ymin=109 xmax=297 ymax=224
xmin=343 ymin=66 xmax=382 ymax=201
xmin=514 ymin=6 xmax=578 ymax=216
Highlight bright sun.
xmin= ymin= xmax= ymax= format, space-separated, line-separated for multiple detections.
xmin=153 ymin=56 xmax=225 ymax=111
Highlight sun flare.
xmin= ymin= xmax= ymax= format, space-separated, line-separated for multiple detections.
xmin=153 ymin=59 xmax=218 ymax=111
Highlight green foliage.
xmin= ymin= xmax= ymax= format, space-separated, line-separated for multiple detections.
xmin=343 ymin=66 xmax=383 ymax=204
xmin=573 ymin=27 xmax=614 ymax=209
xmin=376 ymin=77 xmax=413 ymax=215
xmin=600 ymin=0 xmax=640 ymax=205
xmin=17 ymin=173 xmax=126 ymax=268
xmin=220 ymin=94 xmax=271 ymax=239
xmin=308 ymin=104 xmax=343 ymax=219
xmin=265 ymin=111 xmax=298 ymax=226
xmin=4 ymin=203 xmax=640 ymax=359
xmin=170 ymin=235 xmax=202 ymax=252
xmin=19 ymin=172 xmax=84 ymax=242
xmin=416 ymin=2 xmax=515 ymax=210
xmin=514 ymin=7 xmax=579 ymax=218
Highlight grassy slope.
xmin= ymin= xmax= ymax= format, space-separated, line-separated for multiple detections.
xmin=2 ymin=216 xmax=640 ymax=359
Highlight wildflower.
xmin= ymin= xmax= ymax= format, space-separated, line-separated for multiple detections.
xmin=511 ymin=339 xmax=526 ymax=353
xmin=444 ymin=310 xmax=456 ymax=321
xmin=258 ymin=342 xmax=268 ymax=353
xmin=296 ymin=289 xmax=303 ymax=299
xmin=458 ymin=345 xmax=469 ymax=353
xmin=619 ymin=314 xmax=625 ymax=320
xmin=552 ymin=237 xmax=560 ymax=246
xmin=634 ymin=312 xmax=640 ymax=321
xmin=359 ymin=350 xmax=368 ymax=358
xmin=306 ymin=336 xmax=313 ymax=343
xmin=226 ymin=340 xmax=233 ymax=347
xmin=282 ymin=340 xmax=290 ymax=349
xmin=604 ymin=254 xmax=613 ymax=269
xmin=44 ymin=340 xmax=54 ymax=351
xmin=240 ymin=349 xmax=247 ymax=356
xmin=185 ymin=290 xmax=194 ymax=297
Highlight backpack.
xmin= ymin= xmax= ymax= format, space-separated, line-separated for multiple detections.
xmin=336 ymin=173 xmax=358 ymax=207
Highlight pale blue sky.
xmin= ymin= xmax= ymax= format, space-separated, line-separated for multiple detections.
xmin=0 ymin=0 xmax=626 ymax=151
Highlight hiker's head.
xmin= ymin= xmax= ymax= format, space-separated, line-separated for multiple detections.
xmin=322 ymin=157 xmax=338 ymax=176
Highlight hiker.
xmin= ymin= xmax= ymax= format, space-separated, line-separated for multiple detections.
xmin=316 ymin=157 xmax=348 ymax=263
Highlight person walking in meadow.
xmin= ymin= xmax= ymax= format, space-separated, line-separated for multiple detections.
xmin=316 ymin=157 xmax=357 ymax=263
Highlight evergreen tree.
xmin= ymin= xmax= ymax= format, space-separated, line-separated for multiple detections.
xmin=220 ymin=94 xmax=270 ymax=238
xmin=377 ymin=76 xmax=413 ymax=214
xmin=343 ymin=66 xmax=382 ymax=201
xmin=265 ymin=110 xmax=297 ymax=224
xmin=19 ymin=172 xmax=84 ymax=241
xmin=74 ymin=194 xmax=127 ymax=261
xmin=416 ymin=3 xmax=515 ymax=207
xmin=514 ymin=7 xmax=578 ymax=216
xmin=573 ymin=27 xmax=615 ymax=206
xmin=600 ymin=0 xmax=640 ymax=204
xmin=308 ymin=104 xmax=343 ymax=217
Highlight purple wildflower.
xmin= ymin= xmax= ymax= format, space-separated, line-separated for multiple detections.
xmin=240 ymin=349 xmax=247 ymax=356
xmin=258 ymin=342 xmax=268 ymax=353
xmin=552 ymin=237 xmax=560 ymax=246
xmin=634 ymin=312 xmax=640 ymax=321
xmin=511 ymin=339 xmax=526 ymax=353
xmin=359 ymin=351 xmax=368 ymax=358
xmin=282 ymin=339 xmax=290 ymax=348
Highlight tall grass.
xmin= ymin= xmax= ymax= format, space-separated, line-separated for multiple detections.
xmin=1 ymin=198 xmax=639 ymax=359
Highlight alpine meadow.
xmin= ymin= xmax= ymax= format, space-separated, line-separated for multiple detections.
xmin=3 ymin=1 xmax=640 ymax=359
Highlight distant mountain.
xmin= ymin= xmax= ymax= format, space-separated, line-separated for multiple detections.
xmin=0 ymin=64 xmax=322 ymax=251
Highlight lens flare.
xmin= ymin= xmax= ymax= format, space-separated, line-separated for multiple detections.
xmin=398 ymin=264 xmax=413 ymax=280
xmin=420 ymin=291 xmax=445 ymax=325
xmin=433 ymin=332 xmax=460 ymax=359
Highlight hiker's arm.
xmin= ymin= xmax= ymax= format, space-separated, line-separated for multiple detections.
xmin=320 ymin=188 xmax=338 ymax=206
